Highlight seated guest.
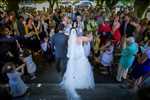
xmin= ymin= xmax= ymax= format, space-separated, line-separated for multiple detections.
xmin=2 ymin=62 xmax=28 ymax=98
xmin=99 ymin=40 xmax=114 ymax=75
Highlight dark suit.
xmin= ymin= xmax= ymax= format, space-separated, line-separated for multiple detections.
xmin=51 ymin=32 xmax=68 ymax=76
xmin=120 ymin=21 xmax=136 ymax=37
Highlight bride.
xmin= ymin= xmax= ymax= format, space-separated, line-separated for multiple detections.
xmin=60 ymin=21 xmax=95 ymax=100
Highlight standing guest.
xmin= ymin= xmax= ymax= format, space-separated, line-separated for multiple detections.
xmin=24 ymin=18 xmax=36 ymax=37
xmin=95 ymin=11 xmax=105 ymax=26
xmin=98 ymin=18 xmax=111 ymax=46
xmin=120 ymin=14 xmax=136 ymax=37
xmin=41 ymin=37 xmax=53 ymax=61
xmin=9 ymin=11 xmax=19 ymax=35
xmin=53 ymin=11 xmax=61 ymax=29
xmin=130 ymin=17 xmax=141 ymax=39
xmin=76 ymin=15 xmax=84 ymax=36
xmin=0 ymin=15 xmax=10 ymax=27
xmin=24 ymin=18 xmax=40 ymax=52
xmin=64 ymin=17 xmax=72 ymax=36
xmin=51 ymin=24 xmax=68 ymax=77
xmin=112 ymin=15 xmax=121 ymax=45
xmin=17 ymin=16 xmax=25 ymax=36
xmin=116 ymin=37 xmax=138 ymax=82
xmin=138 ymin=19 xmax=147 ymax=42
xmin=49 ymin=27 xmax=55 ymax=39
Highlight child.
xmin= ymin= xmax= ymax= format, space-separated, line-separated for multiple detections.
xmin=99 ymin=40 xmax=114 ymax=75
xmin=21 ymin=49 xmax=37 ymax=80
xmin=4 ymin=62 xmax=28 ymax=97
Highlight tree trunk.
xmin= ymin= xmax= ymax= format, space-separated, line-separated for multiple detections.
xmin=48 ymin=0 xmax=55 ymax=11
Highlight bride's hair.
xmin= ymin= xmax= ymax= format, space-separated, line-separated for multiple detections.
xmin=72 ymin=21 xmax=77 ymax=28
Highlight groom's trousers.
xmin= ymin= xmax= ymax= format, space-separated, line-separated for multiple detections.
xmin=55 ymin=57 xmax=67 ymax=77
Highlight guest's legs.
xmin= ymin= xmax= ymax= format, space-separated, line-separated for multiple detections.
xmin=116 ymin=65 xmax=124 ymax=82
xmin=123 ymin=68 xmax=129 ymax=80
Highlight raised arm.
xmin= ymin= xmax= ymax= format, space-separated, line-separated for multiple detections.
xmin=76 ymin=35 xmax=92 ymax=44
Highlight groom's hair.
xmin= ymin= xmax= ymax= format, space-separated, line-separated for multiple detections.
xmin=58 ymin=23 xmax=65 ymax=31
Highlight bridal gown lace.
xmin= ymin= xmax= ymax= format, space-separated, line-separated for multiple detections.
xmin=60 ymin=28 xmax=95 ymax=100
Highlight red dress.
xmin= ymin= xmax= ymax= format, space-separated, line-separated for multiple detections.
xmin=112 ymin=22 xmax=121 ymax=44
xmin=98 ymin=22 xmax=111 ymax=46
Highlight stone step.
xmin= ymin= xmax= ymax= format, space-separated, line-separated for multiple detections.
xmin=13 ymin=83 xmax=136 ymax=100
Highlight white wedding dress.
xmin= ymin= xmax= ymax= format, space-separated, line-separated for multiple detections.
xmin=60 ymin=28 xmax=95 ymax=100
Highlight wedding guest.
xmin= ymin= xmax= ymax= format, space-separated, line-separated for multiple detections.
xmin=116 ymin=37 xmax=138 ymax=82
xmin=98 ymin=18 xmax=111 ymax=46
xmin=130 ymin=41 xmax=150 ymax=89
xmin=76 ymin=15 xmax=84 ymax=36
xmin=20 ymin=49 xmax=37 ymax=80
xmin=120 ymin=14 xmax=136 ymax=37
xmin=17 ymin=16 xmax=25 ymax=36
xmin=4 ymin=62 xmax=28 ymax=97
xmin=99 ymin=40 xmax=114 ymax=75
xmin=41 ymin=37 xmax=53 ymax=61
xmin=112 ymin=15 xmax=121 ymax=45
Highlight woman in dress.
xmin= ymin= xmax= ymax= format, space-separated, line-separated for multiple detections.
xmin=60 ymin=21 xmax=95 ymax=100
xmin=112 ymin=15 xmax=121 ymax=45
xmin=24 ymin=18 xmax=40 ymax=52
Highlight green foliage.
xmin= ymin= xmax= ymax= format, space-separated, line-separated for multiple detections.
xmin=6 ymin=0 xmax=20 ymax=11
xmin=33 ymin=0 xmax=47 ymax=3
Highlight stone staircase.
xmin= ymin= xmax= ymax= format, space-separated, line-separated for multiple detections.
xmin=13 ymin=83 xmax=136 ymax=100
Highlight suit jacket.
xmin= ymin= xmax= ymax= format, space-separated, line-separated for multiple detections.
xmin=120 ymin=21 xmax=136 ymax=37
xmin=51 ymin=32 xmax=68 ymax=59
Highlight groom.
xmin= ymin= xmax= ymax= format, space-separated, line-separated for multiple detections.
xmin=51 ymin=24 xmax=68 ymax=77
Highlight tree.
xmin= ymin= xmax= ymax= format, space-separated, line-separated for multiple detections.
xmin=134 ymin=0 xmax=150 ymax=18
xmin=47 ymin=0 xmax=60 ymax=11
xmin=95 ymin=0 xmax=102 ymax=7
xmin=6 ymin=0 xmax=20 ymax=11
xmin=33 ymin=0 xmax=47 ymax=3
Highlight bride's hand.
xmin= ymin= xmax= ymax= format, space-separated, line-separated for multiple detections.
xmin=76 ymin=37 xmax=82 ymax=44
xmin=88 ymin=34 xmax=93 ymax=41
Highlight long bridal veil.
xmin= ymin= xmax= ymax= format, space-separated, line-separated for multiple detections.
xmin=60 ymin=28 xmax=95 ymax=100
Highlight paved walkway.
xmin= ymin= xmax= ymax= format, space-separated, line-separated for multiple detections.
xmin=12 ymin=55 xmax=136 ymax=100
